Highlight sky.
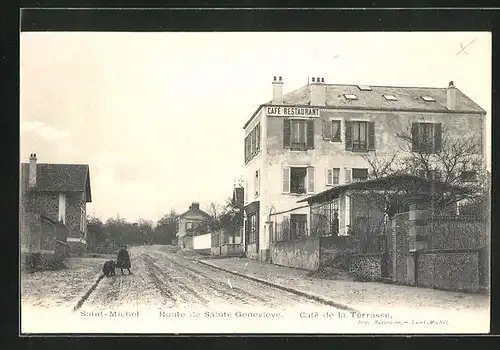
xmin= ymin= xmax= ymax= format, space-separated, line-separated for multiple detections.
xmin=20 ymin=32 xmax=491 ymax=222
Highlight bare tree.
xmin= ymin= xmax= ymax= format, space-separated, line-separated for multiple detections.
xmin=396 ymin=123 xmax=487 ymax=212
xmin=359 ymin=123 xmax=488 ymax=217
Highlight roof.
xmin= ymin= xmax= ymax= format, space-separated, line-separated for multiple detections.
xmin=244 ymin=82 xmax=486 ymax=129
xmin=179 ymin=207 xmax=210 ymax=219
xmin=21 ymin=163 xmax=92 ymax=202
xmin=297 ymin=174 xmax=467 ymax=205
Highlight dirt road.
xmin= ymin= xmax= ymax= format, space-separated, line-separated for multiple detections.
xmin=84 ymin=245 xmax=327 ymax=309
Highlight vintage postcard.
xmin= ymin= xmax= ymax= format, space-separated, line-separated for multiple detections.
xmin=19 ymin=29 xmax=491 ymax=334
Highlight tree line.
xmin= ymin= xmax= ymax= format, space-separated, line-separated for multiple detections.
xmin=86 ymin=196 xmax=242 ymax=253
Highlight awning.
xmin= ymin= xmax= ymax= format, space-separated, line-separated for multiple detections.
xmin=297 ymin=174 xmax=468 ymax=205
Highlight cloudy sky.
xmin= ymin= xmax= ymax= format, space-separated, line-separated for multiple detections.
xmin=20 ymin=32 xmax=491 ymax=222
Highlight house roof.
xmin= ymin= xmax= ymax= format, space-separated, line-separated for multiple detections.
xmin=179 ymin=207 xmax=210 ymax=219
xmin=21 ymin=163 xmax=92 ymax=202
xmin=297 ymin=174 xmax=467 ymax=205
xmin=244 ymin=82 xmax=486 ymax=129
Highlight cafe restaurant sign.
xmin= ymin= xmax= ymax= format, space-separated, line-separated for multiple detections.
xmin=266 ymin=106 xmax=320 ymax=117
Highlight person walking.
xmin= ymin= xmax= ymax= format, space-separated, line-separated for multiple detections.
xmin=116 ymin=245 xmax=132 ymax=275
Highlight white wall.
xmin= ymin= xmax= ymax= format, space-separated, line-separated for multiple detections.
xmin=193 ymin=233 xmax=211 ymax=250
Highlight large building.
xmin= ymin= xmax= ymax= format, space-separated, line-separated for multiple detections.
xmin=242 ymin=76 xmax=486 ymax=262
xmin=20 ymin=153 xmax=92 ymax=257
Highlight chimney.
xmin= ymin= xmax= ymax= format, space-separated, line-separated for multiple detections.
xmin=272 ymin=76 xmax=283 ymax=104
xmin=28 ymin=153 xmax=37 ymax=188
xmin=446 ymin=81 xmax=457 ymax=110
xmin=191 ymin=202 xmax=200 ymax=211
xmin=310 ymin=76 xmax=326 ymax=106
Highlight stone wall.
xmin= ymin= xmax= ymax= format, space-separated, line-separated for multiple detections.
xmin=211 ymin=246 xmax=221 ymax=256
xmin=221 ymin=244 xmax=244 ymax=257
xmin=416 ymin=249 xmax=481 ymax=293
xmin=318 ymin=235 xmax=350 ymax=267
xmin=246 ymin=243 xmax=258 ymax=260
xmin=348 ymin=253 xmax=382 ymax=281
xmin=270 ymin=237 xmax=319 ymax=271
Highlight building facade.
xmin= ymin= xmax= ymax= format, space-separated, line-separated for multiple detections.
xmin=243 ymin=76 xmax=486 ymax=262
xmin=20 ymin=153 xmax=92 ymax=256
xmin=176 ymin=202 xmax=210 ymax=248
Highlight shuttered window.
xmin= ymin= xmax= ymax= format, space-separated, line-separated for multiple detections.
xmin=284 ymin=119 xmax=315 ymax=150
xmin=326 ymin=168 xmax=340 ymax=186
xmin=283 ymin=167 xmax=315 ymax=194
xmin=245 ymin=123 xmax=261 ymax=163
xmin=411 ymin=122 xmax=442 ymax=154
xmin=352 ymin=168 xmax=368 ymax=182
xmin=323 ymin=120 xmax=341 ymax=141
xmin=345 ymin=121 xmax=375 ymax=151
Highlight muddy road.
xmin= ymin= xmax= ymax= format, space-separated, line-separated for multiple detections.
xmin=84 ymin=245 xmax=327 ymax=309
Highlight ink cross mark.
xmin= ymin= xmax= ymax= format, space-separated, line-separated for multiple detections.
xmin=456 ymin=38 xmax=478 ymax=56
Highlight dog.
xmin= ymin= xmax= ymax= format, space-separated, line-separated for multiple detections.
xmin=102 ymin=260 xmax=116 ymax=277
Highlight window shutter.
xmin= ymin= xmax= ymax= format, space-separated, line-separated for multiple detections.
xmin=307 ymin=120 xmax=315 ymax=149
xmin=332 ymin=121 xmax=341 ymax=141
xmin=367 ymin=122 xmax=375 ymax=150
xmin=307 ymin=167 xmax=315 ymax=193
xmin=434 ymin=123 xmax=442 ymax=152
xmin=345 ymin=168 xmax=352 ymax=183
xmin=244 ymin=137 xmax=247 ymax=163
xmin=326 ymin=169 xmax=333 ymax=186
xmin=345 ymin=121 xmax=353 ymax=150
xmin=256 ymin=124 xmax=261 ymax=152
xmin=251 ymin=129 xmax=256 ymax=155
xmin=254 ymin=170 xmax=259 ymax=197
xmin=322 ymin=120 xmax=332 ymax=140
xmin=283 ymin=119 xmax=291 ymax=148
xmin=282 ymin=167 xmax=290 ymax=193
xmin=411 ymin=123 xmax=419 ymax=151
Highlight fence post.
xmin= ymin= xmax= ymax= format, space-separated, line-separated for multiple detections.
xmin=407 ymin=193 xmax=430 ymax=286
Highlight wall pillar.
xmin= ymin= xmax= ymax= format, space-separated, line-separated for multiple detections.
xmin=259 ymin=221 xmax=273 ymax=262
xmin=408 ymin=194 xmax=431 ymax=252
xmin=407 ymin=194 xmax=431 ymax=285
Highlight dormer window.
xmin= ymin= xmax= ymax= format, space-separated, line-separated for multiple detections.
xmin=357 ymin=85 xmax=372 ymax=91
xmin=383 ymin=94 xmax=398 ymax=101
xmin=344 ymin=94 xmax=358 ymax=100
xmin=421 ymin=96 xmax=436 ymax=102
